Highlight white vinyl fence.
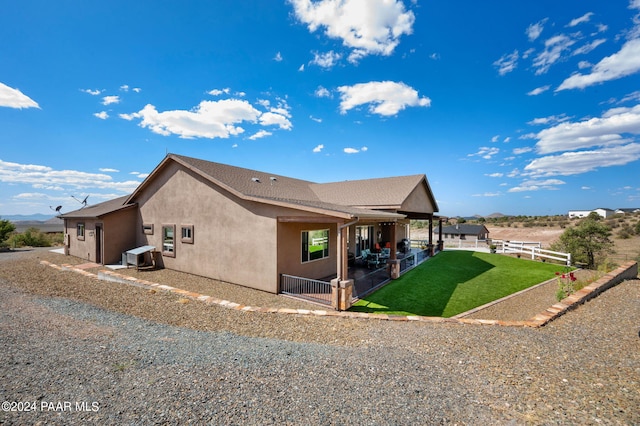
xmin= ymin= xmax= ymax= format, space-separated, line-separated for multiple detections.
xmin=492 ymin=240 xmax=571 ymax=266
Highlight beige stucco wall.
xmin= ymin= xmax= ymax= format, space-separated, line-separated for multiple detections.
xmin=132 ymin=162 xmax=342 ymax=293
xmin=65 ymin=218 xmax=96 ymax=262
xmin=401 ymin=183 xmax=436 ymax=215
xmin=277 ymin=222 xmax=338 ymax=283
xmin=101 ymin=208 xmax=137 ymax=264
xmin=64 ymin=207 xmax=136 ymax=264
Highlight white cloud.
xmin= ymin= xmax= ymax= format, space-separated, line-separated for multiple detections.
xmin=557 ymin=38 xmax=640 ymax=90
xmin=289 ymin=0 xmax=415 ymax=63
xmin=133 ymin=87 xmax=142 ymax=93
xmin=120 ymin=85 xmax=130 ymax=92
xmin=468 ymin=147 xmax=500 ymax=160
xmin=526 ymin=18 xmax=548 ymax=41
xmin=94 ymin=111 xmax=109 ymax=120
xmin=81 ymin=88 xmax=102 ymax=96
xmin=485 ymin=172 xmax=503 ymax=178
xmin=298 ymin=64 xmax=305 ymax=72
xmin=310 ymin=115 xmax=322 ymax=123
xmin=472 ymin=192 xmax=502 ymax=197
xmin=0 ymin=159 xmax=140 ymax=193
xmin=513 ymin=147 xmax=533 ymax=155
xmin=527 ymin=85 xmax=551 ymax=96
xmin=491 ymin=135 xmax=500 ymax=143
xmin=310 ymin=50 xmax=342 ymax=68
xmin=208 ymin=88 xmax=231 ymax=96
xmin=508 ymin=178 xmax=566 ymax=192
xmin=337 ymin=81 xmax=430 ymax=116
xmin=313 ymin=144 xmax=324 ymax=153
xmin=523 ymin=143 xmax=640 ymax=176
xmin=344 ymin=146 xmax=367 ymax=154
xmin=533 ymin=34 xmax=576 ymax=75
xmin=572 ymin=38 xmax=606 ymax=56
xmin=568 ymin=12 xmax=594 ymax=28
xmin=533 ymin=104 xmax=640 ymax=154
xmin=102 ymin=95 xmax=120 ymax=106
xmin=274 ymin=51 xmax=283 ymax=61
xmin=248 ymin=130 xmax=272 ymax=140
xmin=99 ymin=168 xmax=119 ymax=173
xmin=0 ymin=82 xmax=40 ymax=109
xmin=129 ymin=101 xmax=258 ymax=139
xmin=315 ymin=86 xmax=332 ymax=98
xmin=493 ymin=50 xmax=519 ymax=75
xmin=527 ymin=114 xmax=570 ymax=126
xmin=123 ymin=96 xmax=293 ymax=140
xmin=259 ymin=111 xmax=293 ymax=130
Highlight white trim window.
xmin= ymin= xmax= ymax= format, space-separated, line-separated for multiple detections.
xmin=77 ymin=223 xmax=85 ymax=240
xmin=301 ymin=229 xmax=329 ymax=263
xmin=162 ymin=224 xmax=175 ymax=257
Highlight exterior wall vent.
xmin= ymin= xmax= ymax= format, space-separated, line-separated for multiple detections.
xmin=251 ymin=177 xmax=261 ymax=183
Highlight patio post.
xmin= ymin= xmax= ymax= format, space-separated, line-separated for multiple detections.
xmin=427 ymin=214 xmax=435 ymax=256
xmin=437 ymin=217 xmax=444 ymax=251
xmin=388 ymin=221 xmax=401 ymax=279
xmin=332 ymin=218 xmax=357 ymax=311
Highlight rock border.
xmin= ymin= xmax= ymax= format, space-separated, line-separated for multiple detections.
xmin=39 ymin=260 xmax=638 ymax=328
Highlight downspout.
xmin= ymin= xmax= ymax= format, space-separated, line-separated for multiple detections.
xmin=337 ymin=217 xmax=359 ymax=281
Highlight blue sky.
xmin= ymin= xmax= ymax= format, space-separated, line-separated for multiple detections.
xmin=2 ymin=0 xmax=640 ymax=218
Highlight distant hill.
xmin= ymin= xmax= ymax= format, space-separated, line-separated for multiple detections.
xmin=485 ymin=212 xmax=506 ymax=218
xmin=1 ymin=213 xmax=56 ymax=222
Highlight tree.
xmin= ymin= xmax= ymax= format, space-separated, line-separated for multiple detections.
xmin=0 ymin=219 xmax=15 ymax=246
xmin=551 ymin=213 xmax=614 ymax=269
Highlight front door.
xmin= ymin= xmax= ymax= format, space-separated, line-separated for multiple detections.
xmin=95 ymin=224 xmax=102 ymax=264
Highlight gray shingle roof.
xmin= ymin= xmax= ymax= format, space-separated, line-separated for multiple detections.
xmin=310 ymin=175 xmax=427 ymax=208
xmin=58 ymin=195 xmax=135 ymax=219
xmin=126 ymin=154 xmax=438 ymax=220
xmin=439 ymin=224 xmax=489 ymax=235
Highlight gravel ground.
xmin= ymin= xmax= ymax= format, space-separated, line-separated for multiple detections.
xmin=1 ymin=249 xmax=639 ymax=425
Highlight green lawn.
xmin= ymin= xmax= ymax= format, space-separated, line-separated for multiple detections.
xmin=350 ymin=250 xmax=565 ymax=317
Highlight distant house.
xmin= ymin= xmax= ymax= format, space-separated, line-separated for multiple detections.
xmin=438 ymin=224 xmax=489 ymax=241
xmin=615 ymin=208 xmax=640 ymax=214
xmin=568 ymin=208 xmax=615 ymax=219
xmin=60 ymin=154 xmax=441 ymax=306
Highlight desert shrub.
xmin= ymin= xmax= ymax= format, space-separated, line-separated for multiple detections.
xmin=635 ymin=220 xmax=640 ymax=235
xmin=0 ymin=219 xmax=15 ymax=247
xmin=552 ymin=215 xmax=614 ymax=269
xmin=8 ymin=227 xmax=52 ymax=247
xmin=617 ymin=225 xmax=634 ymax=239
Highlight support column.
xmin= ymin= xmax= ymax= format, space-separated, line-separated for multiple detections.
xmin=427 ymin=214 xmax=435 ymax=256
xmin=331 ymin=278 xmax=354 ymax=311
xmin=388 ymin=222 xmax=400 ymax=279
xmin=437 ymin=218 xmax=444 ymax=252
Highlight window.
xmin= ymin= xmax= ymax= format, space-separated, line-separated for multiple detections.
xmin=302 ymin=229 xmax=329 ymax=263
xmin=143 ymin=223 xmax=154 ymax=235
xmin=181 ymin=225 xmax=194 ymax=244
xmin=355 ymin=225 xmax=374 ymax=257
xmin=162 ymin=225 xmax=175 ymax=257
xmin=77 ymin=223 xmax=85 ymax=240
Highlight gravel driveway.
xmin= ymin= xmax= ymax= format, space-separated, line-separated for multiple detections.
xmin=1 ymin=250 xmax=638 ymax=425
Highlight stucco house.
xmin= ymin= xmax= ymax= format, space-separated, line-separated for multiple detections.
xmin=60 ymin=154 xmax=440 ymax=308
xmin=438 ymin=223 xmax=489 ymax=241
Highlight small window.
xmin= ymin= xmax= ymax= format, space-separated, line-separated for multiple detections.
xmin=162 ymin=225 xmax=175 ymax=257
xmin=181 ymin=225 xmax=194 ymax=244
xmin=302 ymin=229 xmax=329 ymax=263
xmin=77 ymin=223 xmax=85 ymax=241
xmin=143 ymin=223 xmax=154 ymax=235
